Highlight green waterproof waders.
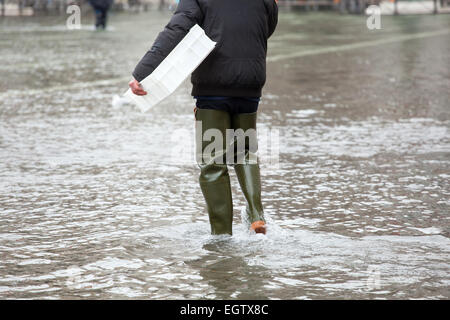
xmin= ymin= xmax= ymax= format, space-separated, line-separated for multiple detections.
xmin=231 ymin=112 xmax=265 ymax=226
xmin=195 ymin=109 xmax=265 ymax=235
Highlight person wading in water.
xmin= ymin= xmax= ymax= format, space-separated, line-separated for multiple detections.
xmin=129 ymin=0 xmax=278 ymax=235
xmin=89 ymin=0 xmax=113 ymax=30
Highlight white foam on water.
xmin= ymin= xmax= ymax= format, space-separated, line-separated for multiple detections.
xmin=140 ymin=210 xmax=450 ymax=294
xmin=111 ymin=94 xmax=131 ymax=109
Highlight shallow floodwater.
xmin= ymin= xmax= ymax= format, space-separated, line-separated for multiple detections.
xmin=0 ymin=11 xmax=449 ymax=299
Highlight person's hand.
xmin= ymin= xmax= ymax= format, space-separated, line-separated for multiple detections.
xmin=129 ymin=78 xmax=147 ymax=96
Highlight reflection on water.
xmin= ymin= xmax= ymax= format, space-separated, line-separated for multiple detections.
xmin=0 ymin=12 xmax=449 ymax=299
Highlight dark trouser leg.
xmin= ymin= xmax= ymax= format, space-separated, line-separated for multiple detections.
xmin=94 ymin=8 xmax=102 ymax=29
xmin=195 ymin=108 xmax=233 ymax=235
xmin=94 ymin=7 xmax=108 ymax=29
xmin=100 ymin=8 xmax=108 ymax=29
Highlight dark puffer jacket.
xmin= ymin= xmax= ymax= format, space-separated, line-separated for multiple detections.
xmin=132 ymin=0 xmax=278 ymax=98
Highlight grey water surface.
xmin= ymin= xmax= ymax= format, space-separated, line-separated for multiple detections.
xmin=0 ymin=11 xmax=449 ymax=299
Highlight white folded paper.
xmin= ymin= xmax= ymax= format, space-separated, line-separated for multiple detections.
xmin=125 ymin=24 xmax=217 ymax=112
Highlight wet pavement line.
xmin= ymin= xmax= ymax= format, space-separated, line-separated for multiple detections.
xmin=0 ymin=76 xmax=131 ymax=99
xmin=267 ymin=29 xmax=450 ymax=62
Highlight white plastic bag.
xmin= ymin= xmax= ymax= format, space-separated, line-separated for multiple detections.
xmin=125 ymin=24 xmax=216 ymax=112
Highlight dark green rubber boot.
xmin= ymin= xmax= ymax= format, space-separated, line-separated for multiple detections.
xmin=195 ymin=108 xmax=233 ymax=235
xmin=231 ymin=112 xmax=266 ymax=232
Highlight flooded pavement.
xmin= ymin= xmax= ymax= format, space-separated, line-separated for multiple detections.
xmin=0 ymin=11 xmax=449 ymax=299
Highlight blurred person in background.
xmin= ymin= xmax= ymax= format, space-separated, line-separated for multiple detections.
xmin=128 ymin=0 xmax=141 ymax=12
xmin=89 ymin=0 xmax=113 ymax=29
xmin=129 ymin=0 xmax=278 ymax=236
